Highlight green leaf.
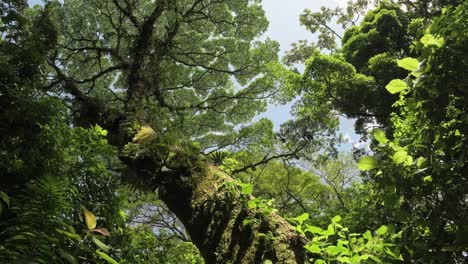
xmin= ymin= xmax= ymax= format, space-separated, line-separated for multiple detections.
xmin=376 ymin=225 xmax=388 ymax=236
xmin=314 ymin=259 xmax=326 ymax=264
xmin=397 ymin=57 xmax=419 ymax=72
xmin=59 ymin=250 xmax=78 ymax=264
xmin=240 ymin=183 xmax=253 ymax=195
xmin=373 ymin=129 xmax=388 ymax=144
xmin=331 ymin=215 xmax=341 ymax=223
xmin=96 ymin=250 xmax=119 ymax=264
xmin=305 ymin=243 xmax=321 ymax=254
xmin=242 ymin=219 xmax=252 ymax=226
xmin=423 ymin=176 xmax=432 ymax=183
xmin=416 ymin=157 xmax=427 ymax=168
xmin=385 ymin=79 xmax=408 ymax=94
xmin=92 ymin=237 xmax=111 ymax=252
xmin=368 ymin=255 xmax=383 ymax=263
xmin=291 ymin=213 xmax=309 ymax=225
xmin=392 ymin=151 xmax=408 ymax=165
xmin=363 ymin=230 xmax=372 ymax=241
xmin=94 ymin=125 xmax=108 ymax=137
xmin=0 ymin=191 xmax=10 ymax=207
xmin=337 ymin=256 xmax=351 ymax=263
xmin=305 ymin=225 xmax=323 ymax=234
xmin=56 ymin=229 xmax=82 ymax=241
xmin=263 ymin=260 xmax=273 ymax=264
xmin=357 ymin=156 xmax=378 ymax=171
xmin=421 ymin=34 xmax=444 ymax=48
xmin=325 ymin=245 xmax=344 ymax=255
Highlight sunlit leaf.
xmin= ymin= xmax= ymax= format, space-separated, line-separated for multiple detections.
xmin=290 ymin=213 xmax=309 ymax=225
xmin=357 ymin=156 xmax=378 ymax=171
xmin=83 ymin=207 xmax=97 ymax=230
xmin=376 ymin=225 xmax=388 ymax=236
xmin=421 ymin=34 xmax=444 ymax=48
xmin=305 ymin=243 xmax=321 ymax=254
xmin=373 ymin=129 xmax=388 ymax=144
xmin=392 ymin=151 xmax=408 ymax=165
xmin=397 ymin=57 xmax=419 ymax=72
xmin=305 ymin=225 xmax=323 ymax=234
xmin=385 ymin=79 xmax=408 ymax=94
xmin=331 ymin=215 xmax=341 ymax=223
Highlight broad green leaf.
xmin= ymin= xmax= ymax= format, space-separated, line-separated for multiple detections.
xmin=385 ymin=79 xmax=408 ymax=94
xmin=392 ymin=151 xmax=408 ymax=165
xmin=397 ymin=57 xmax=419 ymax=72
xmin=325 ymin=245 xmax=344 ymax=255
xmin=314 ymin=259 xmax=326 ymax=264
xmin=376 ymin=225 xmax=388 ymax=236
xmin=83 ymin=207 xmax=97 ymax=230
xmin=322 ymin=224 xmax=335 ymax=237
xmin=337 ymin=256 xmax=351 ymax=263
xmin=331 ymin=215 xmax=341 ymax=223
xmin=305 ymin=243 xmax=321 ymax=254
xmin=96 ymin=250 xmax=119 ymax=264
xmin=92 ymin=237 xmax=111 ymax=252
xmin=357 ymin=156 xmax=378 ymax=171
xmin=421 ymin=34 xmax=444 ymax=48
xmin=305 ymin=225 xmax=323 ymax=234
xmin=291 ymin=213 xmax=309 ymax=225
xmin=263 ymin=260 xmax=273 ymax=264
xmin=373 ymin=129 xmax=388 ymax=144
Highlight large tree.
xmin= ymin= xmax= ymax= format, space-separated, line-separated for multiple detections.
xmin=2 ymin=0 xmax=315 ymax=263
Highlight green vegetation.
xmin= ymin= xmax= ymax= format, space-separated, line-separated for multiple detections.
xmin=1 ymin=0 xmax=466 ymax=263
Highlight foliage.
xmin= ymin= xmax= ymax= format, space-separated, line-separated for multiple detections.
xmin=291 ymin=214 xmax=403 ymax=264
xmin=2 ymin=0 xmax=468 ymax=263
xmin=353 ymin=3 xmax=468 ymax=261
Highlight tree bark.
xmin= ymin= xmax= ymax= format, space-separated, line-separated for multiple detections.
xmin=124 ymin=153 xmax=309 ymax=264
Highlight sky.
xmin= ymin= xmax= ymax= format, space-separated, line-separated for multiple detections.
xmin=27 ymin=0 xmax=361 ymax=150
xmin=259 ymin=0 xmax=360 ymax=150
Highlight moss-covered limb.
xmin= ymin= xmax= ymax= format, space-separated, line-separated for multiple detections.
xmin=152 ymin=162 xmax=309 ymax=264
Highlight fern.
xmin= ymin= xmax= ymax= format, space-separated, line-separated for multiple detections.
xmin=0 ymin=176 xmax=73 ymax=263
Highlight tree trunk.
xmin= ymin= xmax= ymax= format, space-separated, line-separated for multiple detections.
xmin=125 ymin=153 xmax=309 ymax=264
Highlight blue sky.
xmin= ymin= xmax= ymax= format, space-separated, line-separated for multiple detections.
xmin=27 ymin=0 xmax=361 ymax=150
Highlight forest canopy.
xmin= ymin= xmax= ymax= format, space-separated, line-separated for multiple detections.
xmin=0 ymin=0 xmax=467 ymax=263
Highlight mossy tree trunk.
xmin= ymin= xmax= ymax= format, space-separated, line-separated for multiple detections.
xmin=124 ymin=153 xmax=309 ymax=264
